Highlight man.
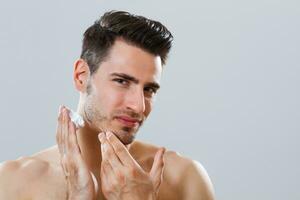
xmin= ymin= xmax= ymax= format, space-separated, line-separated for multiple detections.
xmin=0 ymin=11 xmax=215 ymax=200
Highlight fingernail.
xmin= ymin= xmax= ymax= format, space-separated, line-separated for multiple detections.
xmin=64 ymin=107 xmax=69 ymax=114
xmin=62 ymin=108 xmax=67 ymax=117
xmin=98 ymin=132 xmax=105 ymax=143
xmin=63 ymin=108 xmax=69 ymax=116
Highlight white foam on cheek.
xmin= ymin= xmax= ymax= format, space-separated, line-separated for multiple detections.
xmin=68 ymin=109 xmax=85 ymax=128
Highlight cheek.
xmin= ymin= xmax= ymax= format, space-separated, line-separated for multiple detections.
xmin=96 ymin=87 xmax=125 ymax=112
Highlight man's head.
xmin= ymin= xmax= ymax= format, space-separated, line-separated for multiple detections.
xmin=74 ymin=11 xmax=173 ymax=145
xmin=81 ymin=10 xmax=173 ymax=76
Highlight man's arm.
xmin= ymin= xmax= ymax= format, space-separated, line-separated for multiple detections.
xmin=180 ymin=160 xmax=215 ymax=200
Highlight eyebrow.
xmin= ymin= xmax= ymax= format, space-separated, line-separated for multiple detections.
xmin=110 ymin=72 xmax=160 ymax=90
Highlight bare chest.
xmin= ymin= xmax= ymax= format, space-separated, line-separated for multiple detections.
xmin=28 ymin=169 xmax=181 ymax=200
xmin=28 ymin=185 xmax=181 ymax=200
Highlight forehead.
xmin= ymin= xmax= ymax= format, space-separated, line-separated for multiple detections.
xmin=96 ymin=39 xmax=162 ymax=82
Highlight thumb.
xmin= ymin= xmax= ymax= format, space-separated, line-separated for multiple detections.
xmin=150 ymin=147 xmax=166 ymax=187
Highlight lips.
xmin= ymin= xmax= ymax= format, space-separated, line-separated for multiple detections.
xmin=115 ymin=116 xmax=141 ymax=127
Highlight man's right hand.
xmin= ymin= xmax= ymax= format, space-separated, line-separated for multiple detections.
xmin=56 ymin=106 xmax=97 ymax=200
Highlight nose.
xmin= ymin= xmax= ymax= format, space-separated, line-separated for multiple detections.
xmin=125 ymin=87 xmax=146 ymax=114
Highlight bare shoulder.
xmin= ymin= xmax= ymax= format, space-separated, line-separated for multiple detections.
xmin=164 ymin=151 xmax=215 ymax=200
xmin=0 ymin=156 xmax=50 ymax=199
xmin=132 ymin=141 xmax=215 ymax=200
xmin=0 ymin=146 xmax=65 ymax=200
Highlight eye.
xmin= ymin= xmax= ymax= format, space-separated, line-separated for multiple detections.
xmin=113 ymin=78 xmax=129 ymax=86
xmin=144 ymin=87 xmax=157 ymax=97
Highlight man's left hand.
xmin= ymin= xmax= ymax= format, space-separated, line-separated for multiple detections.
xmin=98 ymin=131 xmax=165 ymax=200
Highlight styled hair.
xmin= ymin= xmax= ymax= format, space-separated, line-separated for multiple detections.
xmin=80 ymin=10 xmax=173 ymax=75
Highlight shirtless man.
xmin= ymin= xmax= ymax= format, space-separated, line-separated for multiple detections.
xmin=0 ymin=11 xmax=215 ymax=200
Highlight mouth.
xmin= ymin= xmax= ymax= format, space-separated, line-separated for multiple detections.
xmin=115 ymin=116 xmax=141 ymax=128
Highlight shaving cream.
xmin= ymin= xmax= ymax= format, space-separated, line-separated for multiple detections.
xmin=68 ymin=109 xmax=85 ymax=128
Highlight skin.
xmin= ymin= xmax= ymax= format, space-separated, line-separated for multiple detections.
xmin=0 ymin=39 xmax=215 ymax=200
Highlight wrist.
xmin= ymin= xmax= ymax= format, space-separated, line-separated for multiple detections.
xmin=122 ymin=192 xmax=156 ymax=200
xmin=68 ymin=181 xmax=96 ymax=200
xmin=147 ymin=193 xmax=156 ymax=200
xmin=68 ymin=189 xmax=95 ymax=200
xmin=68 ymin=194 xmax=95 ymax=200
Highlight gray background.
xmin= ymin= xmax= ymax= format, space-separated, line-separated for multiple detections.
xmin=0 ymin=0 xmax=299 ymax=199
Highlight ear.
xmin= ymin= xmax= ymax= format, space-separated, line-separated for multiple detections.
xmin=73 ymin=59 xmax=90 ymax=92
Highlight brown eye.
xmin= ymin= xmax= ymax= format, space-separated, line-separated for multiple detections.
xmin=113 ymin=78 xmax=129 ymax=86
xmin=144 ymin=87 xmax=157 ymax=96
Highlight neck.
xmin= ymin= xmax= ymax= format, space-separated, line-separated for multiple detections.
xmin=77 ymin=125 xmax=102 ymax=173
xmin=76 ymin=100 xmax=102 ymax=170
xmin=76 ymin=123 xmax=109 ymax=200
xmin=76 ymin=101 xmax=103 ymax=177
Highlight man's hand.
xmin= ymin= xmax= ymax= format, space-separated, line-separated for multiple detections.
xmin=56 ymin=106 xmax=97 ymax=200
xmin=98 ymin=131 xmax=165 ymax=200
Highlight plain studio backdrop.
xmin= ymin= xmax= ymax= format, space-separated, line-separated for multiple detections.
xmin=0 ymin=0 xmax=299 ymax=199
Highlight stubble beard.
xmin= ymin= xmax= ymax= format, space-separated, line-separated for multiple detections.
xmin=83 ymin=93 xmax=141 ymax=145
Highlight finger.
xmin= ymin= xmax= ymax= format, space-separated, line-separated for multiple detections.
xmin=98 ymin=132 xmax=123 ymax=170
xmin=150 ymin=148 xmax=166 ymax=185
xmin=68 ymin=120 xmax=81 ymax=155
xmin=62 ymin=107 xmax=70 ymax=155
xmin=61 ymin=155 xmax=69 ymax=178
xmin=105 ymin=131 xmax=136 ymax=167
xmin=56 ymin=105 xmax=69 ymax=177
xmin=56 ymin=105 xmax=64 ymax=155
xmin=62 ymin=107 xmax=72 ymax=177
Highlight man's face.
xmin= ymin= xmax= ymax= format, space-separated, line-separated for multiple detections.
xmin=83 ymin=39 xmax=162 ymax=145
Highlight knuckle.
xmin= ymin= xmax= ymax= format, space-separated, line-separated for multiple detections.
xmin=102 ymin=183 xmax=114 ymax=195
xmin=115 ymin=146 xmax=123 ymax=154
xmin=66 ymin=157 xmax=77 ymax=170
xmin=154 ymin=181 xmax=161 ymax=191
xmin=159 ymin=160 xmax=164 ymax=168
xmin=61 ymin=157 xmax=67 ymax=167
xmin=104 ymin=188 xmax=112 ymax=196
xmin=102 ymin=161 xmax=110 ymax=169
xmin=105 ymin=148 xmax=113 ymax=157
xmin=69 ymin=166 xmax=79 ymax=175
xmin=116 ymin=170 xmax=126 ymax=184
xmin=110 ymin=179 xmax=118 ymax=189
xmin=127 ymin=167 xmax=138 ymax=178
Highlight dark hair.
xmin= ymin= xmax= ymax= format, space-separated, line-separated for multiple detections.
xmin=80 ymin=10 xmax=173 ymax=75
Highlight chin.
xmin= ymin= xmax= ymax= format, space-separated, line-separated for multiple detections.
xmin=95 ymin=122 xmax=138 ymax=145
xmin=112 ymin=128 xmax=137 ymax=145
